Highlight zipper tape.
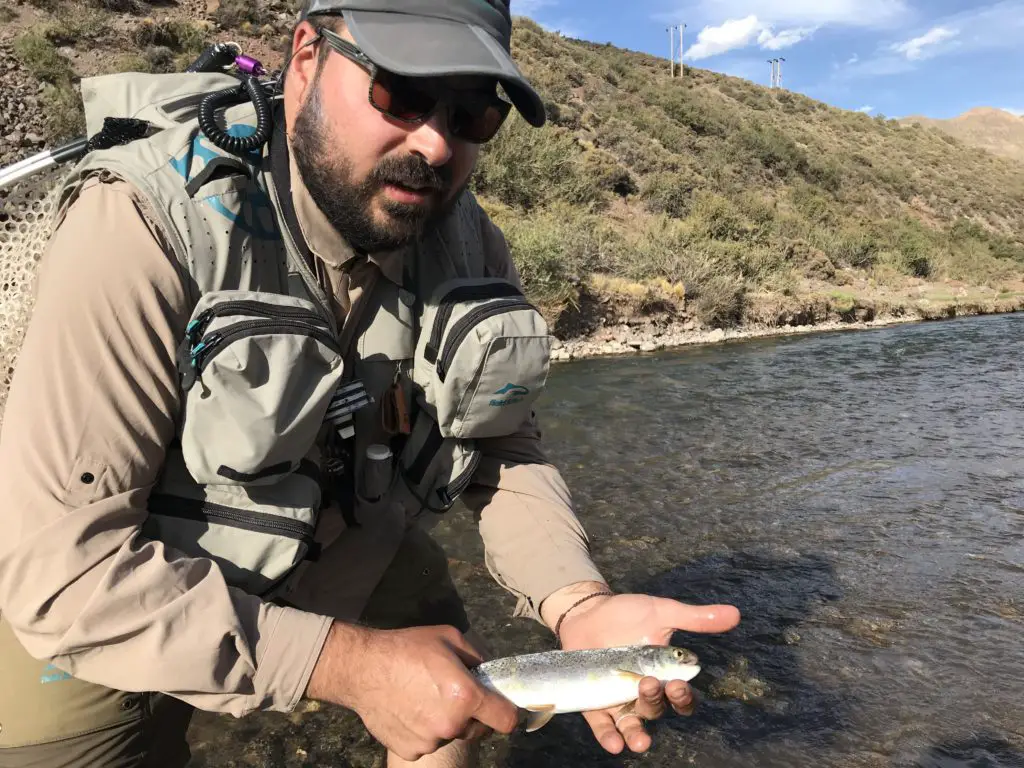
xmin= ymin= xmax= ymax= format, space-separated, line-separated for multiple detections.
xmin=425 ymin=283 xmax=524 ymax=364
xmin=436 ymin=298 xmax=534 ymax=382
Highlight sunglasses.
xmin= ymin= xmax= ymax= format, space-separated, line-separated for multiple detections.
xmin=316 ymin=26 xmax=513 ymax=144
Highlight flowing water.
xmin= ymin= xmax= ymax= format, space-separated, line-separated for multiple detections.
xmin=189 ymin=313 xmax=1024 ymax=768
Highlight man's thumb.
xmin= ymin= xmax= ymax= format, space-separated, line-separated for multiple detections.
xmin=659 ymin=599 xmax=741 ymax=634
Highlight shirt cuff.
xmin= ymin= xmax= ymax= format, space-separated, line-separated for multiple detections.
xmin=250 ymin=602 xmax=333 ymax=714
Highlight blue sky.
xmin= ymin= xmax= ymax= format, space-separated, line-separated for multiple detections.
xmin=514 ymin=0 xmax=1024 ymax=119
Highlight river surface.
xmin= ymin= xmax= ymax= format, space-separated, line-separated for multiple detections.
xmin=188 ymin=313 xmax=1024 ymax=768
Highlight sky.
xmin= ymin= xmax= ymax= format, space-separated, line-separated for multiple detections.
xmin=513 ymin=0 xmax=1024 ymax=119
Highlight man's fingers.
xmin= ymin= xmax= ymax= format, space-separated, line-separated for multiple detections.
xmin=657 ymin=599 xmax=741 ymax=634
xmin=666 ymin=680 xmax=698 ymax=716
xmin=583 ymin=710 xmax=625 ymax=754
xmin=471 ymin=689 xmax=520 ymax=735
xmin=456 ymin=720 xmax=492 ymax=742
xmin=633 ymin=677 xmax=668 ymax=720
xmin=616 ymin=712 xmax=651 ymax=753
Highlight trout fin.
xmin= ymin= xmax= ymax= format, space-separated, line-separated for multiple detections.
xmin=523 ymin=705 xmax=556 ymax=732
xmin=612 ymin=669 xmax=646 ymax=683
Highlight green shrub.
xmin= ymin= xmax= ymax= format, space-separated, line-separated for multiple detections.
xmin=13 ymin=32 xmax=74 ymax=84
xmin=475 ymin=115 xmax=598 ymax=209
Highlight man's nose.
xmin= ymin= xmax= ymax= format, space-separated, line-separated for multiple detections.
xmin=406 ymin=108 xmax=454 ymax=167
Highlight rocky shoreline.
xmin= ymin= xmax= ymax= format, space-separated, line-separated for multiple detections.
xmin=550 ymin=302 xmax=1023 ymax=362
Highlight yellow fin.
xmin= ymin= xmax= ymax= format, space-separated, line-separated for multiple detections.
xmin=523 ymin=705 xmax=556 ymax=732
xmin=612 ymin=668 xmax=646 ymax=683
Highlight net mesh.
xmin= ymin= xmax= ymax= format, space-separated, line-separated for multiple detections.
xmin=0 ymin=166 xmax=64 ymax=423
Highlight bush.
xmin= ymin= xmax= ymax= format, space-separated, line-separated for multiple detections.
xmin=132 ymin=19 xmax=206 ymax=54
xmin=13 ymin=32 xmax=74 ymax=85
xmin=493 ymin=204 xmax=600 ymax=315
xmin=41 ymin=83 xmax=85 ymax=142
xmin=213 ymin=0 xmax=267 ymax=29
xmin=640 ymin=171 xmax=696 ymax=217
xmin=475 ymin=115 xmax=601 ymax=209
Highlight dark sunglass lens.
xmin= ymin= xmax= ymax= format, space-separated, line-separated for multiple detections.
xmin=372 ymin=72 xmax=437 ymax=121
xmin=451 ymin=103 xmax=509 ymax=142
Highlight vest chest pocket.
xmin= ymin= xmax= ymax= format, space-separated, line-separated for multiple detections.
xmin=145 ymin=447 xmax=323 ymax=596
xmin=176 ymin=289 xmax=344 ymax=487
xmin=413 ymin=278 xmax=553 ymax=440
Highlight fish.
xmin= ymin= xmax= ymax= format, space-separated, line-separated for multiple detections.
xmin=470 ymin=645 xmax=701 ymax=732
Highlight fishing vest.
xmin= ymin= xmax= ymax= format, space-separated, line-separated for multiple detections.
xmin=51 ymin=70 xmax=553 ymax=598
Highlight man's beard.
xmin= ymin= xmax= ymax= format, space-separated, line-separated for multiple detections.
xmin=291 ymin=81 xmax=464 ymax=254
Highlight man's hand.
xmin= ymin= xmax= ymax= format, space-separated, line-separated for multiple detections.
xmin=306 ymin=622 xmax=519 ymax=761
xmin=541 ymin=581 xmax=741 ymax=755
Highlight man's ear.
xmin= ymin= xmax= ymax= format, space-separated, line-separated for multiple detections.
xmin=287 ymin=21 xmax=322 ymax=103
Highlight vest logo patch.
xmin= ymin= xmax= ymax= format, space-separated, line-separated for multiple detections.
xmin=40 ymin=663 xmax=72 ymax=683
xmin=490 ymin=383 xmax=529 ymax=407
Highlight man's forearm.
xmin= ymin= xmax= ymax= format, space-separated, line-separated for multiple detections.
xmin=462 ymin=430 xmax=607 ymax=623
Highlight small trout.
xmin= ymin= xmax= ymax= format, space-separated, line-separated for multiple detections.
xmin=471 ymin=645 xmax=700 ymax=732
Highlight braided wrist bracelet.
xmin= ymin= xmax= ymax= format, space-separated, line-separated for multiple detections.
xmin=554 ymin=590 xmax=613 ymax=646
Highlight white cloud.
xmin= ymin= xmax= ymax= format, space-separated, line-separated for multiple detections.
xmin=856 ymin=105 xmax=875 ymax=113
xmin=758 ymin=26 xmax=815 ymax=50
xmin=679 ymin=0 xmax=910 ymax=28
xmin=892 ymin=26 xmax=959 ymax=60
xmin=1002 ymin=108 xmax=1024 ymax=117
xmin=683 ymin=15 xmax=813 ymax=59
xmin=684 ymin=15 xmax=764 ymax=59
xmin=847 ymin=54 xmax=859 ymax=65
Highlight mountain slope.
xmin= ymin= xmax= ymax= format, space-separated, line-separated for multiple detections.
xmin=899 ymin=108 xmax=1024 ymax=163
xmin=3 ymin=5 xmax=1024 ymax=336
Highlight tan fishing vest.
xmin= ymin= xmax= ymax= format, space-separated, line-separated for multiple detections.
xmin=52 ymin=70 xmax=553 ymax=598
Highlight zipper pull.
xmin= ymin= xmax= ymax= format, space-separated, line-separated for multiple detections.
xmin=185 ymin=308 xmax=215 ymax=346
xmin=190 ymin=332 xmax=221 ymax=369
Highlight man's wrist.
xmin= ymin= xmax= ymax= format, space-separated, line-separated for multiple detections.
xmin=305 ymin=620 xmax=372 ymax=709
xmin=539 ymin=580 xmax=614 ymax=634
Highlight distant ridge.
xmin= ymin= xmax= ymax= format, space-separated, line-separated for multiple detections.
xmin=900 ymin=108 xmax=1024 ymax=162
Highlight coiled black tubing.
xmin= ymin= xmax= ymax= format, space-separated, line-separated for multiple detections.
xmin=196 ymin=75 xmax=272 ymax=155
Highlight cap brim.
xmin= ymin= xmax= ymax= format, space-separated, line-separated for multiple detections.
xmin=343 ymin=10 xmax=546 ymax=128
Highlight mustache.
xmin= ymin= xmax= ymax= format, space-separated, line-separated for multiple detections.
xmin=370 ymin=155 xmax=452 ymax=194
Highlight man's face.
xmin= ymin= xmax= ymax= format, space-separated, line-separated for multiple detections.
xmin=285 ymin=21 xmax=488 ymax=253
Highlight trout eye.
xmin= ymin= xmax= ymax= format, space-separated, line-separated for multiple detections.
xmin=673 ymin=649 xmax=683 ymax=659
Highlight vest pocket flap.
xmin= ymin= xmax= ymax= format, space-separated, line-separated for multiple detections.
xmin=413 ymin=278 xmax=552 ymax=439
xmin=146 ymin=454 xmax=322 ymax=596
xmin=178 ymin=289 xmax=343 ymax=487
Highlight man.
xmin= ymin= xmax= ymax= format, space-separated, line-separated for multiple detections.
xmin=0 ymin=1 xmax=740 ymax=766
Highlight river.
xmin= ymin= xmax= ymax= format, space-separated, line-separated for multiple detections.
xmin=188 ymin=313 xmax=1024 ymax=768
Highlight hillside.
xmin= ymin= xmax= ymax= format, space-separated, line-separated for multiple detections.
xmin=3 ymin=2 xmax=1024 ymax=350
xmin=899 ymin=108 xmax=1024 ymax=164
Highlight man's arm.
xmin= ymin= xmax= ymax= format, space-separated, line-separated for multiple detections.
xmin=0 ymin=177 xmax=331 ymax=717
xmin=460 ymin=208 xmax=609 ymax=626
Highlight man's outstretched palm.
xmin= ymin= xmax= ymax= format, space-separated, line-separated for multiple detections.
xmin=555 ymin=593 xmax=741 ymax=755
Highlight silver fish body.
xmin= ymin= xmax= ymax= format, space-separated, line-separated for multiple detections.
xmin=471 ymin=645 xmax=700 ymax=731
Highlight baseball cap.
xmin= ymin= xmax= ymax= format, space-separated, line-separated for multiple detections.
xmin=300 ymin=0 xmax=546 ymax=127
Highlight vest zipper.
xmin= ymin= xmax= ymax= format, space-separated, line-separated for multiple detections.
xmin=191 ymin=318 xmax=342 ymax=372
xmin=425 ymin=284 xmax=524 ymax=363
xmin=436 ymin=451 xmax=482 ymax=510
xmin=436 ymin=298 xmax=534 ymax=383
xmin=186 ymin=300 xmax=332 ymax=347
xmin=148 ymin=494 xmax=316 ymax=543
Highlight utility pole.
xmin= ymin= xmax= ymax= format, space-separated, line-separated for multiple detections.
xmin=667 ymin=23 xmax=686 ymax=78
xmin=767 ymin=58 xmax=776 ymax=88
xmin=667 ymin=25 xmax=674 ymax=77
xmin=677 ymin=23 xmax=686 ymax=78
xmin=777 ymin=57 xmax=786 ymax=89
